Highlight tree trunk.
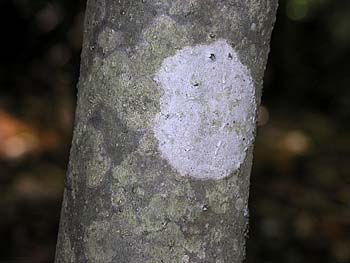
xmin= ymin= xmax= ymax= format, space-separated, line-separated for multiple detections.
xmin=55 ymin=0 xmax=278 ymax=262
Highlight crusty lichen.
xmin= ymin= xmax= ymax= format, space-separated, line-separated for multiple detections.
xmin=98 ymin=27 xmax=125 ymax=54
xmin=84 ymin=220 xmax=114 ymax=263
xmin=56 ymin=0 xmax=278 ymax=262
xmin=105 ymin=129 xmax=245 ymax=262
xmin=79 ymin=13 xmax=253 ymax=261
xmin=82 ymin=128 xmax=110 ymax=188
xmin=80 ymin=15 xmax=194 ymax=132
xmin=169 ymin=0 xmax=200 ymax=15
xmin=153 ymin=40 xmax=256 ymax=180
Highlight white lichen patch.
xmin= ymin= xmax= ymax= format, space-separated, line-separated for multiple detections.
xmin=153 ymin=39 xmax=256 ymax=180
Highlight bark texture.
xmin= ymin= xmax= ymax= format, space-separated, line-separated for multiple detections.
xmin=55 ymin=0 xmax=278 ymax=262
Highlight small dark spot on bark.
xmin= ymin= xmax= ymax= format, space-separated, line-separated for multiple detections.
xmin=228 ymin=53 xmax=233 ymax=59
xmin=209 ymin=53 xmax=216 ymax=61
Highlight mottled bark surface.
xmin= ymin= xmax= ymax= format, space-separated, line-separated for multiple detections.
xmin=55 ymin=0 xmax=278 ymax=262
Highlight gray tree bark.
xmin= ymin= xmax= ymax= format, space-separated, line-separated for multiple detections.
xmin=55 ymin=0 xmax=278 ymax=262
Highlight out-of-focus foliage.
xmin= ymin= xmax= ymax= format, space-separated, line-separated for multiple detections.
xmin=247 ymin=0 xmax=350 ymax=262
xmin=0 ymin=0 xmax=85 ymax=261
xmin=0 ymin=0 xmax=348 ymax=262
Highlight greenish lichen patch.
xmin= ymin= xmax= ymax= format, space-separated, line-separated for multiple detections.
xmin=169 ymin=0 xmax=199 ymax=16
xmin=205 ymin=178 xmax=241 ymax=214
xmin=235 ymin=197 xmax=244 ymax=211
xmin=144 ymin=222 xmax=186 ymax=263
xmin=97 ymin=27 xmax=125 ymax=55
xmin=141 ymin=15 xmax=192 ymax=73
xmin=84 ymin=220 xmax=114 ymax=263
xmin=80 ymin=128 xmax=110 ymax=188
xmin=88 ymin=51 xmax=159 ymax=130
xmin=143 ymin=15 xmax=191 ymax=49
xmin=106 ymin=130 xmax=247 ymax=262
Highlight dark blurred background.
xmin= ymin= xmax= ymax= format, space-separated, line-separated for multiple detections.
xmin=0 ymin=0 xmax=349 ymax=262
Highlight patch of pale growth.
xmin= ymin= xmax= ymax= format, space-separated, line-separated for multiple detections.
xmin=84 ymin=220 xmax=114 ymax=263
xmin=111 ymin=187 xmax=127 ymax=208
xmin=154 ymin=39 xmax=256 ymax=180
xmin=182 ymin=255 xmax=190 ymax=263
xmin=169 ymin=0 xmax=199 ymax=15
xmin=209 ymin=227 xmax=225 ymax=244
xmin=111 ymin=157 xmax=136 ymax=185
xmin=93 ymin=0 xmax=106 ymax=22
xmin=97 ymin=27 xmax=124 ymax=54
xmin=206 ymin=180 xmax=240 ymax=214
xmin=182 ymin=238 xmax=206 ymax=260
xmin=86 ymin=129 xmax=111 ymax=187
xmin=235 ymin=198 xmax=244 ymax=211
xmin=138 ymin=132 xmax=158 ymax=153
xmin=87 ymin=15 xmax=194 ymax=131
xmin=143 ymin=15 xmax=191 ymax=51
xmin=60 ymin=221 xmax=75 ymax=262
xmin=232 ymin=238 xmax=239 ymax=253
xmin=88 ymin=51 xmax=159 ymax=131
xmin=250 ymin=23 xmax=257 ymax=31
